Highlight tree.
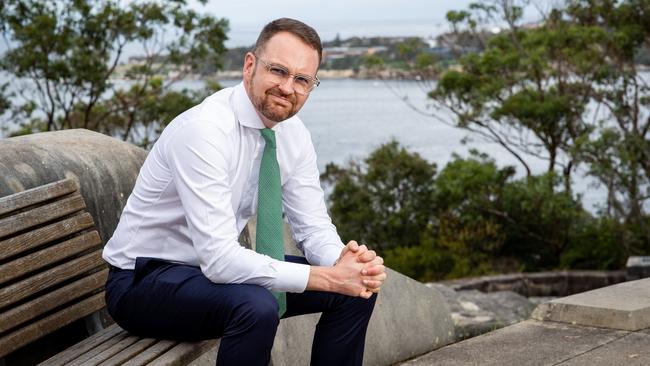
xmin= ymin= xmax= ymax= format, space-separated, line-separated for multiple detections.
xmin=566 ymin=0 xmax=650 ymax=251
xmin=407 ymin=0 xmax=650 ymax=255
xmin=0 ymin=0 xmax=228 ymax=147
xmin=321 ymin=140 xmax=437 ymax=252
xmin=323 ymin=142 xmax=608 ymax=281
xmin=430 ymin=2 xmax=608 ymax=193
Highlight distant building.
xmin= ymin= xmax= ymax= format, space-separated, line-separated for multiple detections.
xmin=322 ymin=46 xmax=388 ymax=62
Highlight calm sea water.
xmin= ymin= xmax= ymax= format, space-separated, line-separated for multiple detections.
xmin=217 ymin=78 xmax=606 ymax=211
xmin=4 ymin=76 xmax=628 ymax=211
xmin=217 ymin=79 xmax=542 ymax=170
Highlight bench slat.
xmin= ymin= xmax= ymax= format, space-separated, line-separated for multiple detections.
xmin=0 ymin=179 xmax=78 ymax=216
xmin=0 ymin=269 xmax=108 ymax=333
xmin=0 ymin=230 xmax=101 ymax=286
xmin=63 ymin=331 xmax=131 ymax=366
xmin=0 ymin=292 xmax=105 ymax=358
xmin=0 ymin=193 xmax=86 ymax=239
xmin=97 ymin=338 xmax=158 ymax=366
xmin=0 ymin=250 xmax=104 ymax=309
xmin=37 ymin=324 xmax=124 ymax=366
xmin=80 ymin=335 xmax=140 ymax=366
xmin=148 ymin=340 xmax=219 ymax=366
xmin=121 ymin=340 xmax=178 ymax=366
xmin=0 ymin=212 xmax=94 ymax=261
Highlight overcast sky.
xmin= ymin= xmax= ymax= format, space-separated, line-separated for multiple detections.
xmin=195 ymin=0 xmax=543 ymax=47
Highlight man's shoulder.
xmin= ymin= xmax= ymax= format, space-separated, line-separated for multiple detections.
xmin=188 ymin=87 xmax=238 ymax=133
xmin=156 ymin=87 xmax=239 ymax=150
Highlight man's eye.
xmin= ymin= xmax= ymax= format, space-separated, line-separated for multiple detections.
xmin=269 ymin=66 xmax=288 ymax=77
xmin=295 ymin=76 xmax=311 ymax=86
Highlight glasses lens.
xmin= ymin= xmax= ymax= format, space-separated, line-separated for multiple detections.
xmin=258 ymin=57 xmax=317 ymax=94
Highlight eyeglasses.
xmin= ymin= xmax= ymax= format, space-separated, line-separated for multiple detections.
xmin=255 ymin=55 xmax=320 ymax=95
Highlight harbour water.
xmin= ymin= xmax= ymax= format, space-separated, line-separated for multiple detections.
xmin=218 ymin=78 xmax=605 ymax=211
xmin=3 ymin=76 xmax=630 ymax=212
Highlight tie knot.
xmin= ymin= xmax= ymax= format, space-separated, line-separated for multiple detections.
xmin=260 ymin=128 xmax=276 ymax=149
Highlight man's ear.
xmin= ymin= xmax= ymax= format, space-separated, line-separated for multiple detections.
xmin=243 ymin=52 xmax=256 ymax=79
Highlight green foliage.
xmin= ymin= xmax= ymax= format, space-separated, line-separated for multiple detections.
xmin=321 ymin=140 xmax=437 ymax=252
xmin=323 ymin=0 xmax=650 ymax=280
xmin=383 ymin=242 xmax=454 ymax=282
xmin=560 ymin=216 xmax=627 ymax=270
xmin=0 ymin=0 xmax=228 ymax=145
xmin=427 ymin=0 xmax=650 ymax=256
xmin=361 ymin=54 xmax=385 ymax=70
xmin=323 ymin=142 xmax=617 ymax=281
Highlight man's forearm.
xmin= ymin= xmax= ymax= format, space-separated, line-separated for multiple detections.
xmin=306 ymin=266 xmax=335 ymax=293
xmin=306 ymin=261 xmax=371 ymax=298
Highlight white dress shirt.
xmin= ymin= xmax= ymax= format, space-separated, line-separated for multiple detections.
xmin=102 ymin=82 xmax=344 ymax=293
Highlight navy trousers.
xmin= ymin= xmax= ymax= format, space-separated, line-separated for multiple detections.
xmin=105 ymin=256 xmax=377 ymax=366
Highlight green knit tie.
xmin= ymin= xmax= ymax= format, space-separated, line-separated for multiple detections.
xmin=256 ymin=128 xmax=286 ymax=317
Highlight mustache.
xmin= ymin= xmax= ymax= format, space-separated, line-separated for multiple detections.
xmin=267 ymin=87 xmax=296 ymax=104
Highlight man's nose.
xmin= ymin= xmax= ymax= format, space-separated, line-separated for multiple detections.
xmin=277 ymin=77 xmax=296 ymax=95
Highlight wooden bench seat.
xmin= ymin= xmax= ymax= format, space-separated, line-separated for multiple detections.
xmin=0 ymin=179 xmax=218 ymax=365
xmin=41 ymin=324 xmax=218 ymax=366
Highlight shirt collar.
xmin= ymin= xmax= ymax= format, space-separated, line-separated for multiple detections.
xmin=232 ymin=82 xmax=294 ymax=132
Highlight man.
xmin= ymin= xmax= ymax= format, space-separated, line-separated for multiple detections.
xmin=102 ymin=18 xmax=386 ymax=366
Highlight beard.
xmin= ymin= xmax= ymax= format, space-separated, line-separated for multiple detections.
xmin=250 ymin=76 xmax=299 ymax=122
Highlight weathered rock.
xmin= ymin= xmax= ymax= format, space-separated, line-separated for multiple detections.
xmin=626 ymin=256 xmax=650 ymax=281
xmin=0 ymin=129 xmax=147 ymax=243
xmin=428 ymin=284 xmax=536 ymax=340
xmin=403 ymin=278 xmax=650 ymax=366
xmin=442 ymin=270 xmax=626 ymax=297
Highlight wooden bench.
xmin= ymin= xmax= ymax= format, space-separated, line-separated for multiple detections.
xmin=0 ymin=179 xmax=218 ymax=365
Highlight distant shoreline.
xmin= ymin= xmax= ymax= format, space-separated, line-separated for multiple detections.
xmin=214 ymin=69 xmax=438 ymax=80
xmin=210 ymin=64 xmax=650 ymax=81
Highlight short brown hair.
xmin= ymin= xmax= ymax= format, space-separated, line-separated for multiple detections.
xmin=254 ymin=18 xmax=323 ymax=64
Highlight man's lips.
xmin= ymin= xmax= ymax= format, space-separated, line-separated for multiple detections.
xmin=269 ymin=93 xmax=293 ymax=107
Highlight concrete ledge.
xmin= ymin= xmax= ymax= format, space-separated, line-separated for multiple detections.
xmin=273 ymin=268 xmax=455 ymax=366
xmin=0 ymin=129 xmax=147 ymax=243
xmin=399 ymin=320 xmax=633 ymax=366
xmin=531 ymin=278 xmax=650 ymax=331
xmin=441 ymin=270 xmax=626 ymax=297
xmin=192 ymin=268 xmax=455 ymax=366
xmin=243 ymin=217 xmax=456 ymax=364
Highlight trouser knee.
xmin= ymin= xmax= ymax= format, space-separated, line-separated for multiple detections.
xmin=229 ymin=286 xmax=280 ymax=334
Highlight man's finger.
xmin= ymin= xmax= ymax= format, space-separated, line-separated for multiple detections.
xmin=362 ymin=279 xmax=383 ymax=288
xmin=346 ymin=240 xmax=359 ymax=252
xmin=367 ymin=272 xmax=387 ymax=282
xmin=359 ymin=288 xmax=373 ymax=299
xmin=357 ymin=249 xmax=376 ymax=263
xmin=361 ymin=264 xmax=385 ymax=276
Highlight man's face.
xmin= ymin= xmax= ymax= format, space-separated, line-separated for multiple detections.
xmin=243 ymin=31 xmax=320 ymax=127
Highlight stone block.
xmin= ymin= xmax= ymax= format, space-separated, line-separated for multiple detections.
xmin=531 ymin=278 xmax=650 ymax=331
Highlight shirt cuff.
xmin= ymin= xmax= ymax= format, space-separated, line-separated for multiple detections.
xmin=318 ymin=244 xmax=344 ymax=267
xmin=272 ymin=260 xmax=310 ymax=293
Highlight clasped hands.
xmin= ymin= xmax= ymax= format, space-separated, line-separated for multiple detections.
xmin=334 ymin=240 xmax=387 ymax=299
